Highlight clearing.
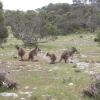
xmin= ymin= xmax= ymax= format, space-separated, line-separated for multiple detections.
xmin=0 ymin=33 xmax=100 ymax=100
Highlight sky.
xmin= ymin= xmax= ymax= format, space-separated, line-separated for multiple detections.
xmin=1 ymin=0 xmax=72 ymax=11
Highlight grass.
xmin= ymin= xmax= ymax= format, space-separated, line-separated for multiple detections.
xmin=0 ymin=33 xmax=99 ymax=100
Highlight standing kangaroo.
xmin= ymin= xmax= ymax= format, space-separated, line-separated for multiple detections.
xmin=59 ymin=47 xmax=79 ymax=63
xmin=28 ymin=46 xmax=41 ymax=61
xmin=16 ymin=45 xmax=26 ymax=61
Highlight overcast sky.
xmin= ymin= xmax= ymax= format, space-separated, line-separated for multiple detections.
xmin=1 ymin=0 xmax=72 ymax=11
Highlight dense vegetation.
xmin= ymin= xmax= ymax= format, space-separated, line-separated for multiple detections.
xmin=0 ymin=2 xmax=8 ymax=44
xmin=3 ymin=0 xmax=100 ymax=44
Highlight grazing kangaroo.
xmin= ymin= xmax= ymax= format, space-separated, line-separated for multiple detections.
xmin=16 ymin=45 xmax=25 ymax=61
xmin=59 ymin=47 xmax=79 ymax=63
xmin=46 ymin=52 xmax=57 ymax=64
xmin=28 ymin=46 xmax=41 ymax=61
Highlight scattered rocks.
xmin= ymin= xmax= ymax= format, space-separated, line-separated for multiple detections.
xmin=76 ymin=62 xmax=89 ymax=70
xmin=84 ymin=70 xmax=96 ymax=75
xmin=81 ymin=54 xmax=87 ymax=58
xmin=0 ymin=92 xmax=18 ymax=98
xmin=19 ymin=91 xmax=32 ymax=97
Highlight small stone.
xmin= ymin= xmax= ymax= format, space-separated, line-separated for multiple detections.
xmin=68 ymin=83 xmax=73 ymax=86
xmin=24 ymin=86 xmax=29 ymax=89
xmin=20 ymin=98 xmax=26 ymax=100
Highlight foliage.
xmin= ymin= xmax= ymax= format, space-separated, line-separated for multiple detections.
xmin=4 ymin=0 xmax=100 ymax=43
xmin=0 ymin=2 xmax=8 ymax=45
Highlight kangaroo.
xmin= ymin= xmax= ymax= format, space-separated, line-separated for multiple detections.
xmin=28 ymin=46 xmax=41 ymax=61
xmin=16 ymin=45 xmax=25 ymax=61
xmin=46 ymin=52 xmax=57 ymax=64
xmin=59 ymin=47 xmax=79 ymax=63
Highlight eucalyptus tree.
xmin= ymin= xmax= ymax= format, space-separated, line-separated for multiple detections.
xmin=0 ymin=1 xmax=8 ymax=44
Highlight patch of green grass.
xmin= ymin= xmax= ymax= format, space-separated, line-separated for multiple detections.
xmin=0 ymin=33 xmax=100 ymax=100
xmin=39 ymin=43 xmax=60 ymax=50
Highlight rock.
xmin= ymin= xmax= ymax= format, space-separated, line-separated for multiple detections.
xmin=68 ymin=83 xmax=73 ymax=86
xmin=4 ymin=79 xmax=17 ymax=89
xmin=20 ymin=98 xmax=26 ymax=100
xmin=0 ymin=92 xmax=18 ymax=98
xmin=24 ymin=86 xmax=29 ymax=89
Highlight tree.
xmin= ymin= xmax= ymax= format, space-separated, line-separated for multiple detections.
xmin=5 ymin=1 xmax=100 ymax=40
xmin=0 ymin=2 xmax=8 ymax=44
